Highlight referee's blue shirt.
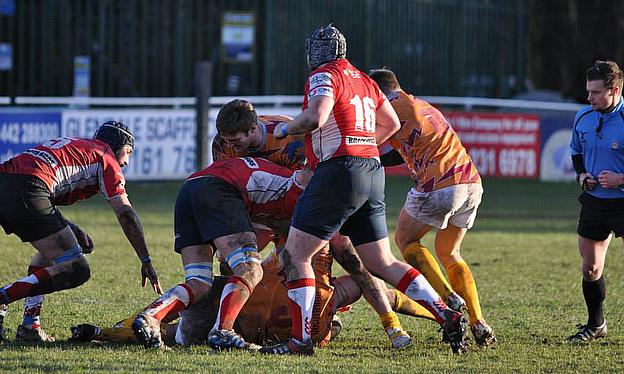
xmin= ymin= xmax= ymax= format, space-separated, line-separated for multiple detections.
xmin=570 ymin=98 xmax=624 ymax=199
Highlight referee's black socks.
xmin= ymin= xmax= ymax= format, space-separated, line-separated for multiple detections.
xmin=582 ymin=275 xmax=606 ymax=328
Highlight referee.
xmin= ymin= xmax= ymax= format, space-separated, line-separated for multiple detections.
xmin=569 ymin=60 xmax=624 ymax=342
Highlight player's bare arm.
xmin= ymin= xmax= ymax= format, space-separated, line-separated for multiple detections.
xmin=274 ymin=96 xmax=334 ymax=138
xmin=375 ymin=99 xmax=401 ymax=144
xmin=109 ymin=195 xmax=163 ymax=294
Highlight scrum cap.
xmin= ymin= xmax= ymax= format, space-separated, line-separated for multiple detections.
xmin=94 ymin=121 xmax=135 ymax=154
xmin=305 ymin=24 xmax=347 ymax=70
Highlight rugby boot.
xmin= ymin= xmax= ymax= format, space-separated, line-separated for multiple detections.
xmin=0 ymin=304 xmax=7 ymax=343
xmin=207 ymin=329 xmax=260 ymax=351
xmin=69 ymin=324 xmax=102 ymax=342
xmin=388 ymin=328 xmax=413 ymax=350
xmin=567 ymin=321 xmax=607 ymax=343
xmin=259 ymin=339 xmax=314 ymax=356
xmin=471 ymin=320 xmax=496 ymax=347
xmin=446 ymin=292 xmax=467 ymax=312
xmin=15 ymin=324 xmax=55 ymax=342
xmin=132 ymin=314 xmax=164 ymax=349
xmin=330 ymin=314 xmax=343 ymax=340
xmin=441 ymin=310 xmax=468 ymax=354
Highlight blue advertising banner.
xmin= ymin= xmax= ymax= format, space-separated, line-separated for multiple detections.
xmin=539 ymin=115 xmax=576 ymax=182
xmin=0 ymin=111 xmax=62 ymax=163
xmin=0 ymin=0 xmax=15 ymax=15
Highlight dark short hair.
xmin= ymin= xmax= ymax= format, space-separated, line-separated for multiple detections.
xmin=216 ymin=99 xmax=258 ymax=135
xmin=586 ymin=60 xmax=623 ymax=90
xmin=368 ymin=68 xmax=401 ymax=94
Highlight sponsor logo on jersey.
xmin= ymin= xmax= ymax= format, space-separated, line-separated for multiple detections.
xmin=345 ymin=136 xmax=377 ymax=146
xmin=309 ymin=87 xmax=334 ymax=99
xmin=343 ymin=69 xmax=361 ymax=78
xmin=26 ymin=149 xmax=58 ymax=167
xmin=241 ymin=157 xmax=259 ymax=169
xmin=309 ymin=72 xmax=332 ymax=90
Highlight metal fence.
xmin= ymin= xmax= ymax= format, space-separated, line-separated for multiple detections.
xmin=0 ymin=0 xmax=526 ymax=98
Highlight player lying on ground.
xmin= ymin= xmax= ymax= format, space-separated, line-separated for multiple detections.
xmin=212 ymin=99 xmax=420 ymax=349
xmin=130 ymin=156 xmax=307 ymax=350
xmin=69 ymin=246 xmax=438 ymax=347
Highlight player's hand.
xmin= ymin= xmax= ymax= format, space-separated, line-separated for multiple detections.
xmin=598 ymin=170 xmax=624 ymax=189
xmin=141 ymin=262 xmax=163 ymax=294
xmin=273 ymin=122 xmax=289 ymax=139
xmin=578 ymin=172 xmax=597 ymax=191
xmin=71 ymin=224 xmax=95 ymax=254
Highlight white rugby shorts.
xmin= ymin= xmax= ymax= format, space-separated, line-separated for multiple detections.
xmin=403 ymin=183 xmax=483 ymax=230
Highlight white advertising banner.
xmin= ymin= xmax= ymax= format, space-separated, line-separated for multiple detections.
xmin=62 ymin=110 xmax=201 ymax=180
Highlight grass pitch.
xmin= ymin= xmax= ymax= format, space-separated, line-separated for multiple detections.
xmin=1 ymin=176 xmax=623 ymax=373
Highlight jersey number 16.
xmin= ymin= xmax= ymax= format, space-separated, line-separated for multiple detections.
xmin=349 ymin=95 xmax=376 ymax=133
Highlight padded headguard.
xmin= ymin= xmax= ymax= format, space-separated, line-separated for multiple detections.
xmin=94 ymin=121 xmax=134 ymax=155
xmin=305 ymin=24 xmax=347 ymax=70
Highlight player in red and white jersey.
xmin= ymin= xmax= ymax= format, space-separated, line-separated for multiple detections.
xmin=212 ymin=99 xmax=417 ymax=350
xmin=0 ymin=121 xmax=162 ymax=343
xmin=1 ymin=137 xmax=127 ymax=206
xmin=187 ymin=157 xmax=304 ymax=221
xmin=299 ymin=58 xmax=387 ymax=169
xmin=131 ymin=157 xmax=310 ymax=350
xmin=262 ymin=25 xmax=468 ymax=355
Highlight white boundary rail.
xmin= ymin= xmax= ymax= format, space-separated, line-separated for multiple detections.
xmin=5 ymin=95 xmax=584 ymax=112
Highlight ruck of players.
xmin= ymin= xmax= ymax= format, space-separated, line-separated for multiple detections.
xmin=2 ymin=23 xmax=620 ymax=359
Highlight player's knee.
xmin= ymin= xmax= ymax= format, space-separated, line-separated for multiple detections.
xmin=73 ymin=256 xmax=91 ymax=286
xmin=227 ymin=245 xmax=263 ymax=287
xmin=233 ymin=258 xmax=263 ymax=288
xmin=583 ymin=265 xmax=603 ymax=281
xmin=395 ymin=232 xmax=407 ymax=249
xmin=184 ymin=262 xmax=214 ymax=299
xmin=51 ymin=254 xmax=91 ymax=291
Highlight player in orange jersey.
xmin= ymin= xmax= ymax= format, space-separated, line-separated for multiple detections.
xmin=69 ymin=246 xmax=438 ymax=348
xmin=212 ymin=100 xmax=305 ymax=170
xmin=211 ymin=99 xmax=416 ymax=350
xmin=370 ymin=68 xmax=496 ymax=347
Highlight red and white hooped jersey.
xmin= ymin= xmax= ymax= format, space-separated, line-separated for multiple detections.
xmin=302 ymin=58 xmax=387 ymax=169
xmin=187 ymin=157 xmax=303 ymax=220
xmin=0 ymin=137 xmax=126 ymax=205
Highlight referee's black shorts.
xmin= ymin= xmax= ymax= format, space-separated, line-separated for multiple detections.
xmin=577 ymin=192 xmax=624 ymax=241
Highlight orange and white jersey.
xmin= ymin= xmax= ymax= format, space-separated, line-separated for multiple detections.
xmin=387 ymin=90 xmax=480 ymax=192
xmin=212 ymin=115 xmax=306 ymax=170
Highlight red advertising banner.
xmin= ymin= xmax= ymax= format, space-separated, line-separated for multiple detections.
xmin=384 ymin=112 xmax=541 ymax=179
xmin=447 ymin=112 xmax=540 ymax=178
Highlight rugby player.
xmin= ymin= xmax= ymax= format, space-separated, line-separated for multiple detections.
xmin=131 ymin=157 xmax=309 ymax=350
xmin=212 ymin=99 xmax=414 ymax=349
xmin=369 ymin=68 xmax=496 ymax=346
xmin=260 ymin=25 xmax=467 ymax=355
xmin=69 ymin=246 xmax=437 ymax=348
xmin=0 ymin=121 xmax=162 ymax=343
